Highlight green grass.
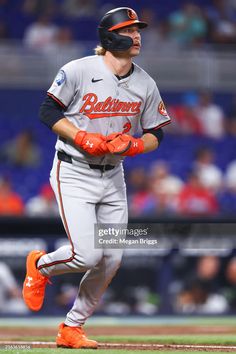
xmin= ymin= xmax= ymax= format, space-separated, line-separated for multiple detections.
xmin=8 ymin=334 xmax=236 ymax=346
xmin=1 ymin=351 xmax=235 ymax=354
xmin=1 ymin=316 xmax=236 ymax=327
xmin=92 ymin=334 xmax=236 ymax=345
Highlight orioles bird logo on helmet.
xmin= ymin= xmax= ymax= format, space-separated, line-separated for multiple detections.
xmin=127 ymin=9 xmax=137 ymax=20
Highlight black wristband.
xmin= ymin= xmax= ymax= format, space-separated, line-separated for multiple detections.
xmin=143 ymin=128 xmax=164 ymax=144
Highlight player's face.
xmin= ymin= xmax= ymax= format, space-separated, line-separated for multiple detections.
xmin=117 ymin=25 xmax=141 ymax=57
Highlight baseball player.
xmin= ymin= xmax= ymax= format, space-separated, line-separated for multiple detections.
xmin=22 ymin=7 xmax=171 ymax=349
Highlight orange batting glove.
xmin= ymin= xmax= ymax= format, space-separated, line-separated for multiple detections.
xmin=74 ymin=131 xmax=108 ymax=156
xmin=106 ymin=134 xmax=144 ymax=156
xmin=105 ymin=132 xmax=122 ymax=141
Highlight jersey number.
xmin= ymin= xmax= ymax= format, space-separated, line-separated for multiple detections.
xmin=122 ymin=122 xmax=131 ymax=133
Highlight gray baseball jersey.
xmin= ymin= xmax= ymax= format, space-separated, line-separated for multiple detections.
xmin=48 ymin=55 xmax=171 ymax=165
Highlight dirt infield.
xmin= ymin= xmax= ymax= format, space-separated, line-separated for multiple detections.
xmin=1 ymin=325 xmax=236 ymax=338
xmin=1 ymin=325 xmax=236 ymax=352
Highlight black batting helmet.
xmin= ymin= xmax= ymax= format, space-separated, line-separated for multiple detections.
xmin=98 ymin=7 xmax=148 ymax=52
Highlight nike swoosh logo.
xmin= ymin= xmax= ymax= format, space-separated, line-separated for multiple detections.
xmin=92 ymin=78 xmax=103 ymax=83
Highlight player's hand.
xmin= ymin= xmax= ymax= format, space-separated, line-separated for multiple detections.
xmin=74 ymin=131 xmax=108 ymax=156
xmin=105 ymin=132 xmax=122 ymax=142
xmin=106 ymin=134 xmax=144 ymax=156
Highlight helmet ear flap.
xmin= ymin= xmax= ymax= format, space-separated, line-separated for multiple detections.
xmin=103 ymin=30 xmax=114 ymax=47
xmin=98 ymin=28 xmax=133 ymax=51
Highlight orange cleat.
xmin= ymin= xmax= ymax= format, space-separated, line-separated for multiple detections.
xmin=22 ymin=250 xmax=49 ymax=311
xmin=56 ymin=323 xmax=98 ymax=349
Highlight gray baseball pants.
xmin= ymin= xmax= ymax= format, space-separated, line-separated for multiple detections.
xmin=37 ymin=152 xmax=128 ymax=326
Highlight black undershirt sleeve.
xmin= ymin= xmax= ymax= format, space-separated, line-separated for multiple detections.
xmin=143 ymin=127 xmax=164 ymax=145
xmin=39 ymin=95 xmax=65 ymax=129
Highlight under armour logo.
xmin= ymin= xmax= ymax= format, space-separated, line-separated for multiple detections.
xmin=133 ymin=142 xmax=138 ymax=147
xmin=26 ymin=276 xmax=33 ymax=287
xmin=85 ymin=140 xmax=94 ymax=148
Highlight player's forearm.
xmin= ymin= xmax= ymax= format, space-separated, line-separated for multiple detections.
xmin=141 ymin=133 xmax=159 ymax=153
xmin=52 ymin=118 xmax=79 ymax=142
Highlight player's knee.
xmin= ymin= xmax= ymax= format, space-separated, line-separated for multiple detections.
xmin=74 ymin=250 xmax=103 ymax=270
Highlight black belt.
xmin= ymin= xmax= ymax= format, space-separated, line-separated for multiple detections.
xmin=57 ymin=151 xmax=115 ymax=171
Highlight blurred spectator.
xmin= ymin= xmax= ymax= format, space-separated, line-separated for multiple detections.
xmin=205 ymin=0 xmax=236 ymax=21
xmin=130 ymin=286 xmax=158 ymax=315
xmin=0 ymin=176 xmax=24 ymax=215
xmin=138 ymin=8 xmax=159 ymax=48
xmin=150 ymin=161 xmax=184 ymax=215
xmin=61 ymin=0 xmax=97 ymax=18
xmin=45 ymin=26 xmax=84 ymax=68
xmin=204 ymin=0 xmax=236 ymax=46
xmin=225 ymin=160 xmax=236 ymax=190
xmin=193 ymin=147 xmax=223 ymax=193
xmin=0 ymin=130 xmax=41 ymax=167
xmin=25 ymin=183 xmax=59 ymax=217
xmin=175 ymin=278 xmax=228 ymax=314
xmin=97 ymin=285 xmax=158 ymax=316
xmin=223 ymin=257 xmax=236 ymax=311
xmin=168 ymin=92 xmax=203 ymax=135
xmin=168 ymin=2 xmax=207 ymax=47
xmin=140 ymin=8 xmax=178 ymax=52
xmin=196 ymin=255 xmax=221 ymax=286
xmin=166 ymin=90 xmax=226 ymax=138
xmin=175 ymin=255 xmax=228 ymax=314
xmin=23 ymin=13 xmax=59 ymax=52
xmin=48 ymin=26 xmax=76 ymax=50
xmin=218 ymin=187 xmax=236 ymax=215
xmin=211 ymin=16 xmax=236 ymax=46
xmin=176 ymin=171 xmax=219 ymax=217
xmin=0 ymin=262 xmax=28 ymax=314
xmin=127 ymin=167 xmax=156 ymax=216
xmin=218 ymin=160 xmax=236 ymax=215
xmin=195 ymin=91 xmax=225 ymax=139
xmin=22 ymin=0 xmax=56 ymax=17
